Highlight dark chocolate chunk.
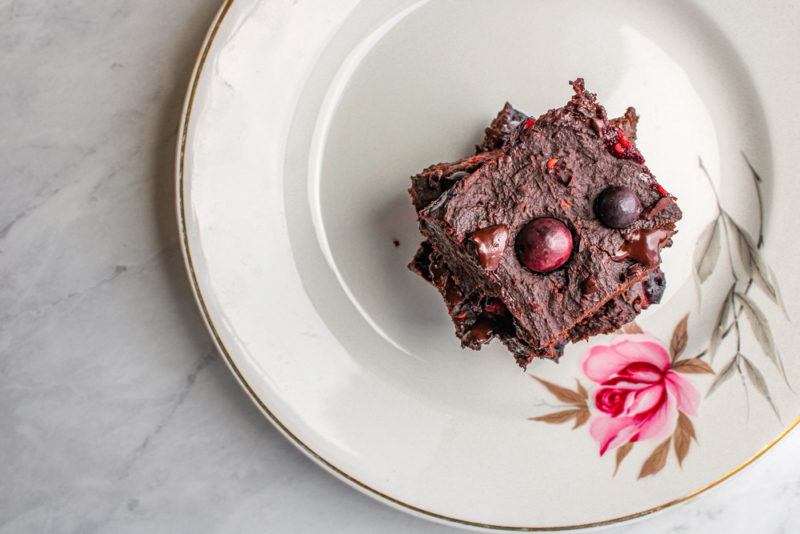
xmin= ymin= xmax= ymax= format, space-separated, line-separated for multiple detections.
xmin=612 ymin=228 xmax=671 ymax=267
xmin=469 ymin=224 xmax=510 ymax=271
xmin=466 ymin=317 xmax=495 ymax=345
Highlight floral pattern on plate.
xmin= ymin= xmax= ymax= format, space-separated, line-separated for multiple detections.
xmin=529 ymin=155 xmax=791 ymax=479
xmin=529 ymin=319 xmax=711 ymax=478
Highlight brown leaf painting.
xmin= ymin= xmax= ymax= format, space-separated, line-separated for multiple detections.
xmin=639 ymin=438 xmax=672 ymax=479
xmin=614 ymin=443 xmax=633 ymax=476
xmin=528 ymin=410 xmax=583 ymax=424
xmin=670 ymin=314 xmax=689 ymax=362
xmin=673 ymin=412 xmax=696 ymax=467
xmin=619 ymin=322 xmax=644 ymax=335
xmin=575 ymin=379 xmax=588 ymax=401
xmin=529 ymin=375 xmax=587 ymax=407
xmin=572 ymin=408 xmax=590 ymax=430
xmin=672 ymin=358 xmax=715 ymax=375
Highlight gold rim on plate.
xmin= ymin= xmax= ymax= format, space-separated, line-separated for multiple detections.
xmin=175 ymin=0 xmax=800 ymax=530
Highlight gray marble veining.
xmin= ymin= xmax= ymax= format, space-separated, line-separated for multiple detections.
xmin=0 ymin=1 xmax=798 ymax=533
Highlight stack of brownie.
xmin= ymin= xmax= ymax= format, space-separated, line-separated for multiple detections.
xmin=409 ymin=79 xmax=681 ymax=368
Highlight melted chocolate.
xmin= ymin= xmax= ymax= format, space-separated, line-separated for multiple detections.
xmin=468 ymin=317 xmax=494 ymax=344
xmin=613 ymin=228 xmax=670 ymax=267
xmin=469 ymin=224 xmax=510 ymax=271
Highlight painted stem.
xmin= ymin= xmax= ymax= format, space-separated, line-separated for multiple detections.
xmin=698 ymin=154 xmax=764 ymax=345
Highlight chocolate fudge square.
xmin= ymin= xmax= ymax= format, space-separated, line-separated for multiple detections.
xmin=410 ymin=99 xmax=659 ymax=363
xmin=408 ymin=79 xmax=681 ymax=367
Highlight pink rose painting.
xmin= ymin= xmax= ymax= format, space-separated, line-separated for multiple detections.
xmin=529 ymin=318 xmax=714 ymax=478
xmin=584 ymin=333 xmax=699 ymax=456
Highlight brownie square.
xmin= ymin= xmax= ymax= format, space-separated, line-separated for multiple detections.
xmin=409 ymin=79 xmax=681 ymax=367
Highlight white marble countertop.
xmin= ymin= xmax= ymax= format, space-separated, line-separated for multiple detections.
xmin=1 ymin=1 xmax=798 ymax=532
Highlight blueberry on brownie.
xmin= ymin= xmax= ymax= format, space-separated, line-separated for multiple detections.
xmin=409 ymin=79 xmax=681 ymax=368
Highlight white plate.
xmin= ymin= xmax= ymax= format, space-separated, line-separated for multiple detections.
xmin=177 ymin=1 xmax=800 ymax=530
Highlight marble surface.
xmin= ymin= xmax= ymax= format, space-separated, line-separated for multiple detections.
xmin=1 ymin=1 xmax=798 ymax=533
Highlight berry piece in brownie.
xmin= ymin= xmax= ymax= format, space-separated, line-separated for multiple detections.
xmin=409 ymin=80 xmax=681 ymax=367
